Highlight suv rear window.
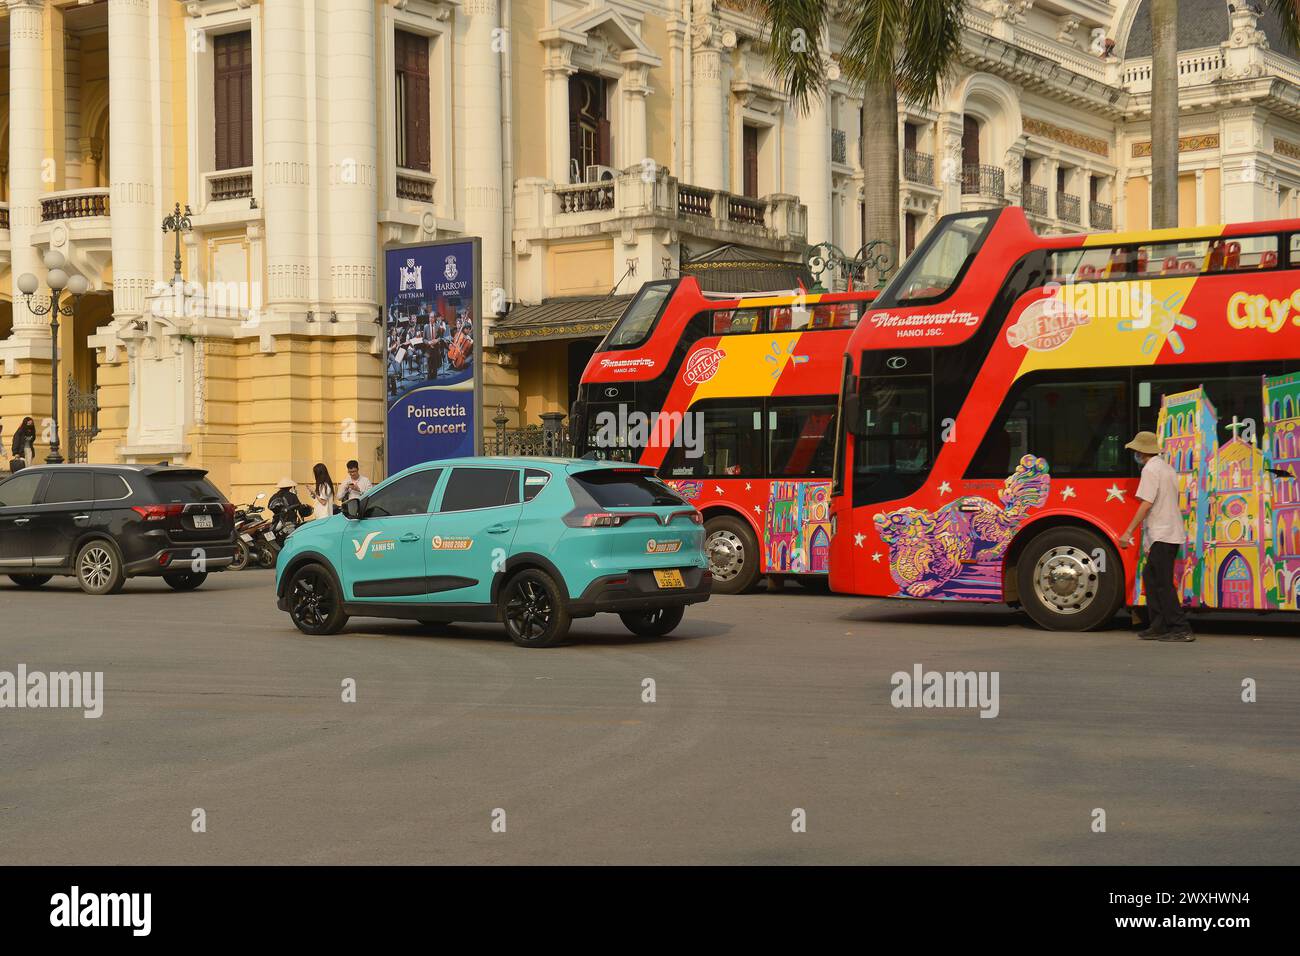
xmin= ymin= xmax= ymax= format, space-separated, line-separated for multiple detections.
xmin=148 ymin=472 xmax=226 ymax=503
xmin=571 ymin=470 xmax=685 ymax=507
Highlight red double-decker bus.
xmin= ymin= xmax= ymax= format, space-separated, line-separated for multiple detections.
xmin=571 ymin=277 xmax=877 ymax=593
xmin=832 ymin=207 xmax=1300 ymax=630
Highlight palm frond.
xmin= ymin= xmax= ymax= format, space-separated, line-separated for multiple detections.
xmin=761 ymin=0 xmax=832 ymax=112
xmin=1265 ymin=0 xmax=1300 ymax=54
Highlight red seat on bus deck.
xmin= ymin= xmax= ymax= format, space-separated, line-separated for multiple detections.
xmin=1078 ymin=264 xmax=1097 ymax=279
xmin=1260 ymin=250 xmax=1278 ymax=268
xmin=1162 ymin=255 xmax=1180 ymax=274
xmin=1180 ymin=259 xmax=1197 ymax=272
xmin=1135 ymin=250 xmax=1149 ymax=274
xmin=1225 ymin=241 xmax=1241 ymax=269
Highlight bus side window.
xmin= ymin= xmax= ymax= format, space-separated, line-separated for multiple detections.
xmin=661 ymin=400 xmax=764 ymax=478
xmin=769 ymin=401 xmax=837 ymax=477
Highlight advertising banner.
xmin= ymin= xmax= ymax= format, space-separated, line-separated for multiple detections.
xmin=384 ymin=238 xmax=482 ymax=474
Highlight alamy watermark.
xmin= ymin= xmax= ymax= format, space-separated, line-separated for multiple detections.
xmin=0 ymin=665 xmax=103 ymax=718
xmin=591 ymin=404 xmax=703 ymax=459
xmin=890 ymin=664 xmax=999 ymax=719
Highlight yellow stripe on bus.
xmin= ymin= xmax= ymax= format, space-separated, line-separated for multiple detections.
xmin=1082 ymin=224 xmax=1227 ymax=247
xmin=689 ymin=332 xmax=805 ymax=401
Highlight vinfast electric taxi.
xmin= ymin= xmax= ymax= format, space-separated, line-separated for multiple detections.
xmin=274 ymin=457 xmax=711 ymax=647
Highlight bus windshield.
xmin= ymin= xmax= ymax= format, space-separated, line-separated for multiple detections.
xmin=603 ymin=281 xmax=674 ymax=349
xmin=879 ymin=213 xmax=993 ymax=305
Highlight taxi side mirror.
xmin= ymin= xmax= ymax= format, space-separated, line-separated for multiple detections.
xmin=342 ymin=498 xmax=364 ymax=520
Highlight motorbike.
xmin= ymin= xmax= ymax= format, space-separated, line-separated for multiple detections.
xmin=230 ymin=493 xmax=279 ymax=570
xmin=267 ymin=487 xmax=315 ymax=554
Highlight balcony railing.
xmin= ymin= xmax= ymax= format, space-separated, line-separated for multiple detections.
xmin=1023 ymin=183 xmax=1048 ymax=217
xmin=678 ymin=183 xmax=713 ymax=218
xmin=0 ymin=203 xmax=8 ymax=230
xmin=903 ymin=149 xmax=934 ymax=185
xmin=396 ymin=172 xmax=436 ymax=203
xmin=209 ymin=169 xmax=253 ymax=203
xmin=41 ymin=188 xmax=109 ymax=222
xmin=1057 ymin=191 xmax=1082 ymax=225
xmin=832 ymin=128 xmax=847 ymax=165
xmin=727 ymin=194 xmax=765 ymax=226
xmin=556 ymin=181 xmax=615 ymax=213
xmin=1089 ymin=201 xmax=1113 ymax=231
xmin=961 ymin=164 xmax=1005 ymax=200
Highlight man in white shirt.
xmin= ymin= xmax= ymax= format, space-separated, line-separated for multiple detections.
xmin=339 ymin=460 xmax=373 ymax=504
xmin=1118 ymin=431 xmax=1193 ymax=642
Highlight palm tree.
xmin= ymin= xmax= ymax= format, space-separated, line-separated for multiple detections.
xmin=762 ymin=1 xmax=967 ymax=255
xmin=1150 ymin=0 xmax=1300 ymax=228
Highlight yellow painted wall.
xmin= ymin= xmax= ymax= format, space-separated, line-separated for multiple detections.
xmin=1126 ymin=175 xmax=1150 ymax=231
xmin=516 ymin=340 xmax=568 ymax=425
xmin=511 ymin=1 xmax=547 ymax=182
xmin=641 ymin=14 xmax=672 ymax=170
xmin=548 ymin=239 xmax=614 ymax=296
xmin=1203 ymin=167 xmax=1221 ymax=225
xmin=1178 ymin=173 xmax=1197 ymax=227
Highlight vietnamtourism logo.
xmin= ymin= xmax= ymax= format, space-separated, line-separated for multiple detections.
xmin=682 ymin=346 xmax=727 ymax=385
xmin=431 ymin=536 xmax=473 ymax=551
xmin=646 ymin=538 xmax=682 ymax=554
xmin=1006 ymin=297 xmax=1091 ymax=351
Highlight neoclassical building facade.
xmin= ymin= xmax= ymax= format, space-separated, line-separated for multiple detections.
xmin=0 ymin=0 xmax=1299 ymax=498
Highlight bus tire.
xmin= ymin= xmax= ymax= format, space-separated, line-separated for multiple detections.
xmin=704 ymin=515 xmax=761 ymax=595
xmin=1016 ymin=527 xmax=1123 ymax=632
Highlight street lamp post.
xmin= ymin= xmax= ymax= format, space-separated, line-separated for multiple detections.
xmin=18 ymin=250 xmax=90 ymax=465
xmin=162 ymin=202 xmax=193 ymax=286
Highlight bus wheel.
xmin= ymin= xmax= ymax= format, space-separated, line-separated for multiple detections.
xmin=1016 ymin=527 xmax=1122 ymax=632
xmin=704 ymin=516 xmax=760 ymax=595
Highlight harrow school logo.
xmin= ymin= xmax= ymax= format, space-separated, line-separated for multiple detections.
xmin=1006 ymin=298 xmax=1091 ymax=351
xmin=352 ymin=532 xmax=395 ymax=560
xmin=646 ymin=538 xmax=682 ymax=554
xmin=444 ymin=255 xmax=459 ymax=281
xmin=431 ymin=536 xmax=473 ymax=551
xmin=398 ymin=258 xmax=422 ymax=291
xmin=682 ymin=346 xmax=727 ymax=385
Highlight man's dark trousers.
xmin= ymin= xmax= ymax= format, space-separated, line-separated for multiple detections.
xmin=1143 ymin=541 xmax=1189 ymax=634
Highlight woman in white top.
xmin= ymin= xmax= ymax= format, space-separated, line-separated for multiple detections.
xmin=310 ymin=462 xmax=337 ymax=520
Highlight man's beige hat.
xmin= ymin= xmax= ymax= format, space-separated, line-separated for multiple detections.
xmin=1125 ymin=431 xmax=1161 ymax=455
xmin=277 ymin=477 xmax=296 ymax=489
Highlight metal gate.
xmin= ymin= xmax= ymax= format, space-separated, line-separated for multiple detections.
xmin=67 ymin=375 xmax=100 ymax=464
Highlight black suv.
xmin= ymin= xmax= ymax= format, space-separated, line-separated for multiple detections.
xmin=0 ymin=464 xmax=237 ymax=594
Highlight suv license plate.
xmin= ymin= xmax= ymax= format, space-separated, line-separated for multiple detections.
xmin=653 ymin=569 xmax=685 ymax=589
xmin=193 ymin=515 xmax=213 ymax=529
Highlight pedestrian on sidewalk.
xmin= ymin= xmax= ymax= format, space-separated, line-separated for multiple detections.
xmin=11 ymin=416 xmax=36 ymax=467
xmin=1118 ymin=431 xmax=1194 ymax=643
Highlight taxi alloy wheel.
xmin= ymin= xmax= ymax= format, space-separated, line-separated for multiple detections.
xmin=288 ymin=564 xmax=347 ymax=635
xmin=500 ymin=569 xmax=571 ymax=648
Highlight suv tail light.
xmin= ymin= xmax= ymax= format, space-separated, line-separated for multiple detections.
xmin=223 ymin=502 xmax=236 ymax=522
xmin=131 ymin=504 xmax=184 ymax=521
xmin=578 ymin=512 xmax=627 ymax=528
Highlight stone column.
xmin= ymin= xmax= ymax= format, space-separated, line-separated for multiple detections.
xmin=8 ymin=0 xmax=48 ymax=337
xmin=326 ymin=0 xmax=378 ymax=323
xmin=263 ymin=0 xmax=311 ymax=316
xmin=690 ymin=17 xmax=725 ymax=191
xmin=798 ymin=92 xmax=832 ymax=243
xmin=458 ymin=0 xmax=504 ymax=309
xmin=64 ymin=32 xmax=83 ymax=189
xmin=621 ymin=64 xmax=651 ymax=169
xmin=108 ymin=0 xmax=157 ymax=320
xmin=543 ymin=41 xmax=574 ymax=184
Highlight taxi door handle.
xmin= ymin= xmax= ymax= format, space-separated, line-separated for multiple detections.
xmin=400 ymin=532 xmax=420 ymax=543
xmin=12 ymin=518 xmax=30 ymax=526
xmin=487 ymin=524 xmax=510 ymax=534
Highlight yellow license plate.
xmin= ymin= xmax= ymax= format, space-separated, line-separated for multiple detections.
xmin=653 ymin=569 xmax=685 ymax=589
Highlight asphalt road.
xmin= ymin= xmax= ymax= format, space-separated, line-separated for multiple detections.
xmin=1 ymin=570 xmax=1296 ymax=865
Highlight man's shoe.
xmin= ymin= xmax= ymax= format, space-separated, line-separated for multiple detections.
xmin=1159 ymin=630 xmax=1196 ymax=643
xmin=1138 ymin=628 xmax=1167 ymax=640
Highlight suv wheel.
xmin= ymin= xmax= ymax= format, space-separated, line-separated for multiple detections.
xmin=9 ymin=574 xmax=53 ymax=589
xmin=287 ymin=563 xmax=348 ymax=635
xmin=704 ymin=515 xmax=761 ymax=595
xmin=164 ymin=571 xmax=208 ymax=592
xmin=76 ymin=540 xmax=126 ymax=595
xmin=619 ymin=605 xmax=684 ymax=637
xmin=500 ymin=569 xmax=571 ymax=648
